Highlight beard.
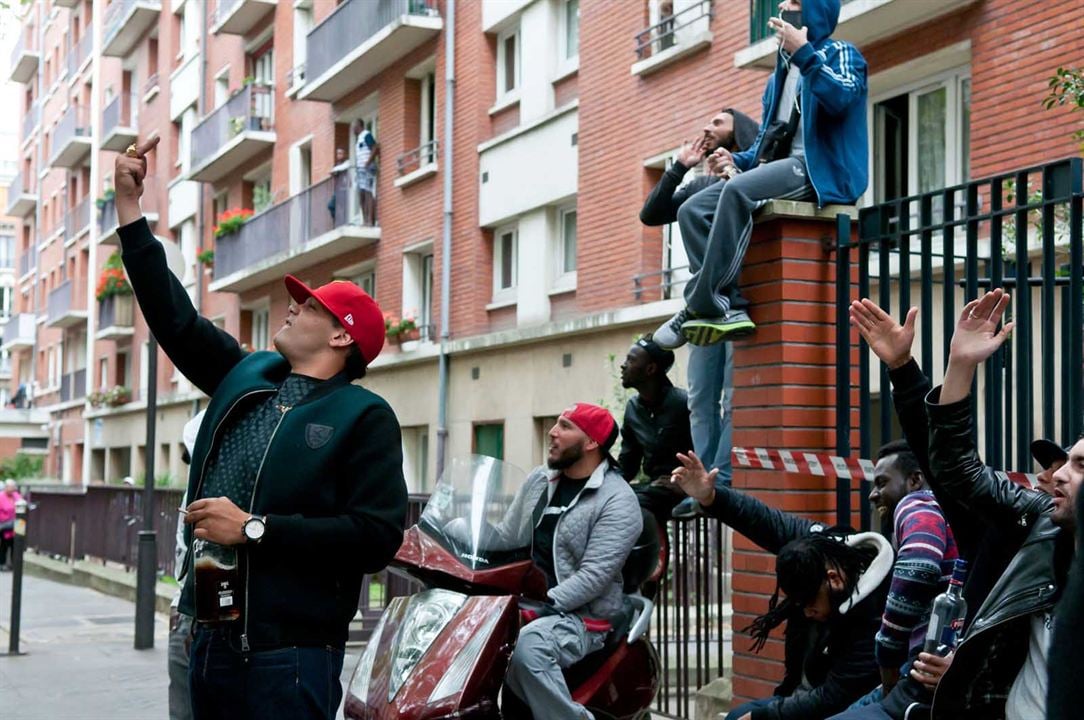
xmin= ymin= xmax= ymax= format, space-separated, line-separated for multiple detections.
xmin=547 ymin=441 xmax=585 ymax=471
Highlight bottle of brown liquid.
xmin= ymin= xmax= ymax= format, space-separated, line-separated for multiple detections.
xmin=193 ymin=539 xmax=242 ymax=623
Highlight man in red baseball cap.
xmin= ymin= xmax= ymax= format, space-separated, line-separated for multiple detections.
xmin=112 ymin=139 xmax=407 ymax=719
xmin=495 ymin=402 xmax=643 ymax=719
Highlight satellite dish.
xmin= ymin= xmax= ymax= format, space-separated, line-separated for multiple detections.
xmin=156 ymin=236 xmax=187 ymax=280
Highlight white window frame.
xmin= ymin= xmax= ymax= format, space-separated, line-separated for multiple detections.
xmin=289 ymin=135 xmax=314 ymax=195
xmin=291 ymin=3 xmax=314 ymax=91
xmin=353 ymin=268 xmax=376 ymax=298
xmin=492 ymin=224 xmax=518 ymax=303
xmin=400 ymin=425 xmax=430 ymax=493
xmin=553 ymin=205 xmax=577 ymax=292
xmin=213 ymin=66 xmax=230 ymax=109
xmin=251 ymin=307 xmax=270 ymax=351
xmin=557 ymin=0 xmax=580 ymax=75
xmin=401 ymin=241 xmax=435 ymax=343
xmin=495 ymin=25 xmax=521 ymax=104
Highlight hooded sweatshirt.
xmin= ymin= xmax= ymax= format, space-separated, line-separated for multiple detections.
xmin=732 ymin=0 xmax=869 ymax=206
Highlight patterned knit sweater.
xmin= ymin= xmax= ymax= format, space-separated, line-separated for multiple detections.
xmin=875 ymin=489 xmax=960 ymax=669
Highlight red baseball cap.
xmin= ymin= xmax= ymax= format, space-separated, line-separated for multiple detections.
xmin=560 ymin=403 xmax=618 ymax=449
xmin=284 ymin=275 xmax=385 ymax=364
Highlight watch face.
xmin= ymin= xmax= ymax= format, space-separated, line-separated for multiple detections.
xmin=245 ymin=517 xmax=266 ymax=540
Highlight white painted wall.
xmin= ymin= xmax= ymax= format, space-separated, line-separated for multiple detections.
xmin=482 ymin=0 xmax=535 ymax=33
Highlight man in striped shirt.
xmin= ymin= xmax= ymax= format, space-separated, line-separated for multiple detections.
xmin=868 ymin=440 xmax=959 ymax=696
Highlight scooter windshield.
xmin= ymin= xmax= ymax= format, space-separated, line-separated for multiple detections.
xmin=417 ymin=455 xmax=533 ymax=570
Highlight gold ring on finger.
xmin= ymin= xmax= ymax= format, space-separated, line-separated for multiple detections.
xmin=125 ymin=143 xmax=139 ymax=158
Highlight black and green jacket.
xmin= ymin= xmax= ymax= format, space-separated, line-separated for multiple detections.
xmin=119 ymin=218 xmax=408 ymax=650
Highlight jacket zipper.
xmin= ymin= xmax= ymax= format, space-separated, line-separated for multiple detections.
xmin=181 ymin=388 xmax=276 ymax=582
xmin=240 ymin=403 xmax=292 ymax=653
xmin=548 ymin=476 xmax=593 ymax=590
xmin=930 ymin=587 xmax=1055 ymax=710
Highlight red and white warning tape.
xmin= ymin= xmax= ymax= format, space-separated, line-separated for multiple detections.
xmin=731 ymin=446 xmax=1038 ymax=488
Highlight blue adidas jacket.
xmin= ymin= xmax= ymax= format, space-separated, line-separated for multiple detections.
xmin=732 ymin=0 xmax=868 ymax=206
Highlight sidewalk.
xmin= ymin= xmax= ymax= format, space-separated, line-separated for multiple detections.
xmin=0 ymin=571 xmax=170 ymax=719
xmin=0 ymin=571 xmax=360 ymax=719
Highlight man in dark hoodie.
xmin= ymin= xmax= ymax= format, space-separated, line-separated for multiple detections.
xmin=652 ymin=0 xmax=868 ymax=349
xmin=639 ymin=107 xmax=758 ymax=515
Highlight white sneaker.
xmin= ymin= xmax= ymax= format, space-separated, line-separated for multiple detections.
xmin=653 ymin=308 xmax=690 ymax=349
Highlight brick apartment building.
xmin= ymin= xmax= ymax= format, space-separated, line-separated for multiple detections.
xmin=1 ymin=0 xmax=1081 ymax=707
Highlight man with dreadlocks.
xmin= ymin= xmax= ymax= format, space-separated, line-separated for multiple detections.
xmin=671 ymin=451 xmax=894 ymax=720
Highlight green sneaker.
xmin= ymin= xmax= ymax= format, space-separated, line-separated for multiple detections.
xmin=681 ymin=309 xmax=756 ymax=346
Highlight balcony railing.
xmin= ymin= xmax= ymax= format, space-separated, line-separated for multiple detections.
xmin=9 ymin=30 xmax=39 ymax=84
xmin=67 ymin=32 xmax=92 ymax=78
xmin=99 ymin=178 xmax=159 ymax=245
xmin=50 ymin=105 xmax=92 ymax=168
xmin=104 ymin=0 xmax=163 ymax=58
xmin=18 ymin=251 xmax=33 ymax=277
xmin=47 ymin=279 xmax=87 ymax=329
xmin=1 ymin=313 xmax=37 ymax=350
xmin=102 ymin=93 xmax=138 ymax=151
xmin=65 ymin=196 xmax=91 ymax=243
xmin=97 ymin=295 xmax=135 ymax=341
xmin=189 ymin=83 xmax=275 ymax=182
xmin=6 ymin=171 xmax=37 ymax=218
xmin=60 ymin=368 xmax=87 ymax=402
xmin=212 ymin=0 xmax=276 ymax=36
xmin=286 ymin=63 xmax=306 ymax=90
xmin=144 ymin=72 xmax=159 ymax=96
xmin=213 ymin=173 xmax=377 ymax=289
xmin=22 ymin=99 xmax=40 ymax=141
xmin=635 ymin=0 xmax=713 ymax=60
xmin=396 ymin=139 xmax=438 ymax=176
xmin=301 ymin=0 xmax=441 ymax=103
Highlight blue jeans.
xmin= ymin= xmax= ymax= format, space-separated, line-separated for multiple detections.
xmin=189 ymin=626 xmax=345 ymax=720
xmin=687 ymin=341 xmax=734 ymax=488
xmin=725 ymin=696 xmax=778 ymax=720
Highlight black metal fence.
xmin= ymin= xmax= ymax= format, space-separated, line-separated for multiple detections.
xmin=835 ymin=157 xmax=1084 ymax=529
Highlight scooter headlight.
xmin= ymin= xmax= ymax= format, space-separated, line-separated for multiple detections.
xmin=428 ymin=603 xmax=501 ymax=704
xmin=348 ymin=611 xmax=388 ymax=704
xmin=389 ymin=589 xmax=466 ymax=700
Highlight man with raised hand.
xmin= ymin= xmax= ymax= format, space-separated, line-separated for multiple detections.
xmin=114 ymin=138 xmax=408 ymax=719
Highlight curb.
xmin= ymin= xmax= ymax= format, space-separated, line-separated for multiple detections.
xmin=21 ymin=551 xmax=177 ymax=615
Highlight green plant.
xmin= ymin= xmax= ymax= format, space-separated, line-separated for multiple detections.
xmin=228 ymin=116 xmax=245 ymax=137
xmin=95 ymin=188 xmax=116 ymax=210
xmin=1044 ymin=66 xmax=1084 ymax=150
xmin=88 ymin=385 xmax=131 ymax=408
xmin=197 ymin=249 xmax=215 ymax=267
xmin=383 ymin=312 xmax=418 ymax=338
xmin=0 ymin=453 xmax=43 ymax=481
xmin=213 ymin=208 xmax=253 ymax=238
xmin=242 ymin=75 xmax=256 ymax=87
xmin=96 ymin=252 xmax=133 ymax=301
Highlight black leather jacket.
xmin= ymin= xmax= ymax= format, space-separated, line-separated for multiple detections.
xmin=925 ymin=386 xmax=1066 ymax=719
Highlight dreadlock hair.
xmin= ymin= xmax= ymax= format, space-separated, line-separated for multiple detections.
xmin=743 ymin=532 xmax=878 ymax=653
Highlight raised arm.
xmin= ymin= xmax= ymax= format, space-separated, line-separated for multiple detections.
xmin=671 ymin=452 xmax=814 ymax=554
xmin=114 ymin=138 xmax=245 ymax=396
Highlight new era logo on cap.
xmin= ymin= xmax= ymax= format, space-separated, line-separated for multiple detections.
xmin=283 ymin=275 xmax=385 ymax=364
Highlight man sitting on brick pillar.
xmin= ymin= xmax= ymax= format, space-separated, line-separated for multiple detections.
xmin=671 ymin=452 xmax=893 ymax=720
xmin=652 ymin=0 xmax=868 ymax=349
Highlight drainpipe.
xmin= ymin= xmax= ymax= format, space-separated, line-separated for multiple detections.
xmin=196 ymin=0 xmax=208 ymax=313
xmin=435 ymin=0 xmax=455 ymax=481
xmin=82 ymin=0 xmax=104 ymax=487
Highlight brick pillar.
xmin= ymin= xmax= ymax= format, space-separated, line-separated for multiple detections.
xmin=727 ymin=201 xmax=858 ymax=706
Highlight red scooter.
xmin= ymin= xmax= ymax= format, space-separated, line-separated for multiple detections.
xmin=343 ymin=455 xmax=661 ymax=720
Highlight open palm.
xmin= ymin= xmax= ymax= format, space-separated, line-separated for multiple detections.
xmin=949 ymin=289 xmax=1015 ymax=367
xmin=849 ymin=300 xmax=916 ymax=369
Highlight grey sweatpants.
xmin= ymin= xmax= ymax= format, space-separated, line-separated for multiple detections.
xmin=677 ymin=157 xmax=814 ymax=317
xmin=505 ymin=614 xmax=606 ymax=720
xmin=168 ymin=611 xmax=194 ymax=720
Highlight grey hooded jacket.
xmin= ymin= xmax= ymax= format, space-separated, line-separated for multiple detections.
xmin=496 ymin=460 xmax=643 ymax=620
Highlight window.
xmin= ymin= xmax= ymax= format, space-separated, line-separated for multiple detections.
xmin=0 ymin=285 xmax=12 ymax=320
xmin=290 ymin=139 xmax=313 ymax=194
xmin=292 ymin=5 xmax=313 ymax=88
xmin=99 ymin=357 xmax=108 ymax=389
xmin=353 ymin=268 xmax=376 ymax=297
xmin=251 ymin=308 xmax=270 ymax=351
xmin=496 ymin=26 xmax=520 ymax=100
xmin=493 ymin=225 xmax=518 ymax=301
xmin=473 ymin=423 xmax=505 ymax=460
xmin=420 ymin=253 xmax=434 ymax=339
xmin=563 ymin=0 xmax=580 ymax=61
xmin=251 ymin=174 xmax=272 ymax=214
xmin=420 ymin=71 xmax=436 ymax=164
xmin=401 ymin=425 xmax=430 ymax=492
xmin=0 ymin=232 xmax=14 ymax=269
xmin=402 ymin=245 xmax=434 ymax=342
xmin=559 ymin=207 xmax=577 ymax=276
xmin=214 ymin=67 xmax=230 ymax=109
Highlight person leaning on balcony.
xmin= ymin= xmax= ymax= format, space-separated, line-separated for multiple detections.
xmin=353 ymin=120 xmax=379 ymax=226
xmin=670 ymin=452 xmax=893 ymax=720
xmin=836 ymin=291 xmax=1076 ymax=720
xmin=638 ymin=105 xmax=759 ymax=520
xmin=651 ymin=0 xmax=868 ymax=350
xmin=113 ymin=137 xmax=408 ymax=720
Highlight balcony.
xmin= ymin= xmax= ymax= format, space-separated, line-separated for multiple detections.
xmin=22 ymin=100 xmax=40 ymax=142
xmin=188 ymin=84 xmax=275 ymax=184
xmin=211 ymin=173 xmax=380 ymax=293
xmin=632 ymin=0 xmax=713 ymax=77
xmin=55 ymin=0 xmax=80 ymax=7
xmin=60 ymin=369 xmax=87 ymax=403
xmin=65 ymin=196 xmax=92 ymax=245
xmin=50 ymin=105 xmax=93 ymax=169
xmin=98 ymin=178 xmax=160 ymax=245
xmin=101 ymin=93 xmax=138 ymax=152
xmin=737 ymin=0 xmax=980 ymax=69
xmin=67 ymin=32 xmax=92 ymax=79
xmin=211 ymin=0 xmax=276 ymax=36
xmin=103 ymin=0 xmax=162 ymax=59
xmin=6 ymin=171 xmax=38 ymax=218
xmin=9 ymin=32 xmax=39 ymax=84
xmin=1 ymin=313 xmax=37 ymax=352
xmin=300 ymin=0 xmax=442 ymax=103
xmin=395 ymin=140 xmax=438 ymax=188
xmin=96 ymin=295 xmax=135 ymax=341
xmin=47 ymin=280 xmax=88 ymax=329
